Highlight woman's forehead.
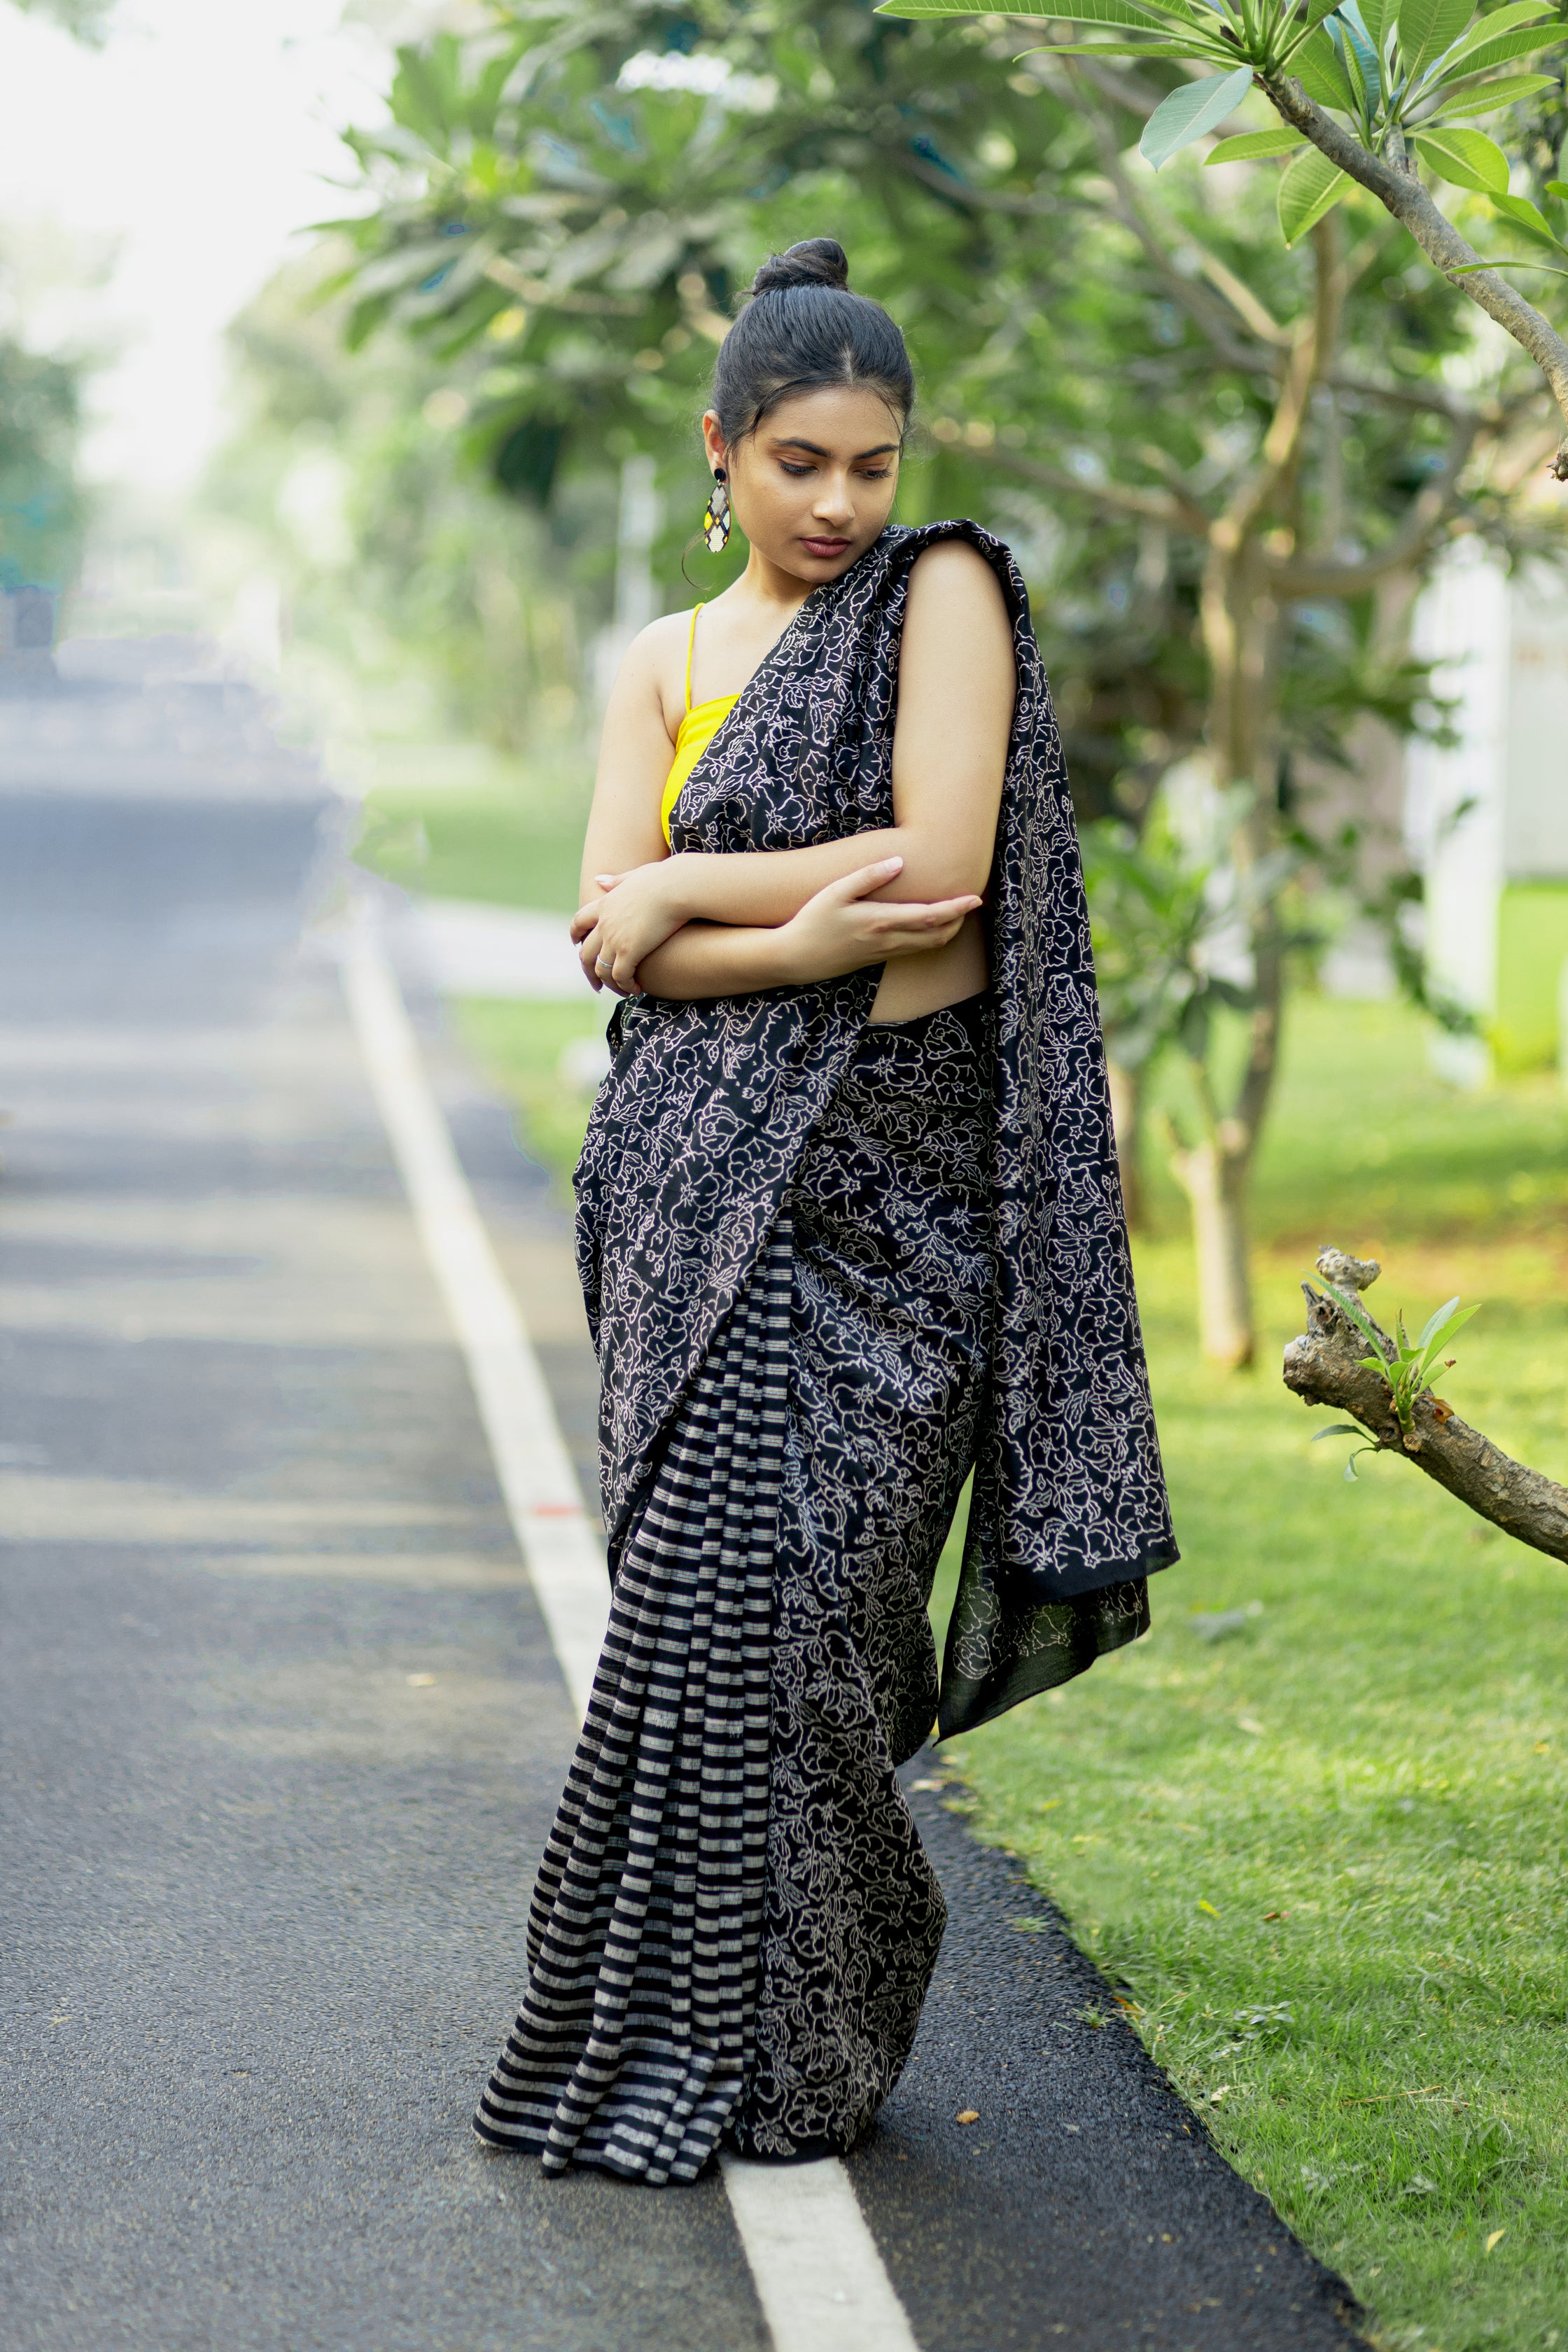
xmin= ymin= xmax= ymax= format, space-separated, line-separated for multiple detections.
xmin=752 ymin=384 xmax=904 ymax=453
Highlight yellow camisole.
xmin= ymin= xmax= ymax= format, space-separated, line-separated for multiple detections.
xmin=661 ymin=604 xmax=738 ymax=844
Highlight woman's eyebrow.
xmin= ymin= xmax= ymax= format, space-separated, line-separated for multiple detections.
xmin=771 ymin=436 xmax=900 ymax=459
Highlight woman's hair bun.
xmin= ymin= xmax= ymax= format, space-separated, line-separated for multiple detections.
xmin=750 ymin=238 xmax=850 ymax=296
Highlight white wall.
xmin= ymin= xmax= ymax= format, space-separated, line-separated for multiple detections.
xmin=1502 ymin=562 xmax=1568 ymax=881
xmin=1405 ymin=545 xmax=1509 ymax=1079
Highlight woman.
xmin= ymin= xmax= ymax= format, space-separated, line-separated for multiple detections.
xmin=475 ymin=239 xmax=1176 ymax=2185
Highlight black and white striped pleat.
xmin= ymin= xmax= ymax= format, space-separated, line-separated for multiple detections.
xmin=473 ymin=1219 xmax=792 ymax=2183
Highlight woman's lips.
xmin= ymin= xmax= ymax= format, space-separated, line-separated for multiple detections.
xmin=801 ymin=536 xmax=850 ymax=556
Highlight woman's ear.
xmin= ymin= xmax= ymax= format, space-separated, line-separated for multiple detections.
xmin=701 ymin=410 xmax=728 ymax=474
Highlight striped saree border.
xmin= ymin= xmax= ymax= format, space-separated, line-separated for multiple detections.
xmin=475 ymin=1220 xmax=792 ymax=2183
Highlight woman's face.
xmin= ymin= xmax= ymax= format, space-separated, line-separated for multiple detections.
xmin=704 ymin=384 xmax=903 ymax=586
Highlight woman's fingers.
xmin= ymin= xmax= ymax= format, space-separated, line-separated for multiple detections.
xmin=818 ymin=856 xmax=904 ymax=906
xmin=878 ymin=919 xmax=966 ymax=956
xmin=577 ymin=921 xmax=606 ymax=989
xmin=570 ymin=877 xmax=626 ymax=945
xmin=867 ymin=893 xmax=981 ymax=932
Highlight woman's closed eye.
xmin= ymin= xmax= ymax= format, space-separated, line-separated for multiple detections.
xmin=778 ymin=461 xmax=891 ymax=480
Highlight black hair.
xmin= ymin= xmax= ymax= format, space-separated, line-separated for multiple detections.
xmin=710 ymin=238 xmax=915 ymax=446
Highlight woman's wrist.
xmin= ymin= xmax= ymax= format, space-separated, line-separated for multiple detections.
xmin=635 ymin=920 xmax=797 ymax=1000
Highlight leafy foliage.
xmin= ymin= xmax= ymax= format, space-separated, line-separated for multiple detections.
xmin=6 ymin=0 xmax=115 ymax=41
xmin=0 ymin=330 xmax=86 ymax=593
xmin=1319 ymin=1275 xmax=1481 ymax=1439
xmin=1082 ymin=797 xmax=1280 ymax=1074
xmin=202 ymin=248 xmax=614 ymax=752
xmin=878 ymin=0 xmax=1568 ymax=375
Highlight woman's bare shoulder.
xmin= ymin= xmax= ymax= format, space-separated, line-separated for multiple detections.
xmin=906 ymin=535 xmax=1009 ymax=612
xmin=616 ymin=608 xmax=700 ymax=734
xmin=903 ymin=539 xmax=1014 ymax=687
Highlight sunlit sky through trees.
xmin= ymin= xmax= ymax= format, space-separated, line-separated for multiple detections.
xmin=0 ymin=0 xmax=392 ymax=492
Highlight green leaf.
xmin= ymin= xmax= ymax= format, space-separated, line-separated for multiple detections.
xmin=1280 ymin=0 xmax=1364 ymax=57
xmin=1492 ymin=189 xmax=1564 ymax=248
xmin=1439 ymin=0 xmax=1554 ymax=44
xmin=1415 ymin=1294 xmax=1462 ymax=1350
xmin=1410 ymin=125 xmax=1510 ymax=190
xmin=1279 ymin=144 xmax=1352 ymax=239
xmin=1396 ymin=0 xmax=1478 ymax=83
xmin=1140 ymin=64 xmax=1256 ymax=166
xmin=1451 ymin=255 xmax=1568 ymax=274
xmin=1419 ymin=1299 xmax=1480 ymax=1364
xmin=875 ymin=0 xmax=1180 ymax=18
xmin=1344 ymin=1455 xmax=1361 ymax=1480
xmin=1292 ymin=24 xmax=1359 ymax=107
xmin=1321 ymin=1279 xmax=1392 ymax=1360
xmin=1422 ymin=22 xmax=1568 ymax=83
xmin=1358 ymin=0 xmax=1403 ymax=50
xmin=1426 ymin=70 xmax=1559 ymax=118
xmin=1334 ymin=8 xmax=1386 ymax=107
xmin=1423 ymin=0 xmax=1557 ymax=79
xmin=1023 ymin=37 xmax=1224 ymax=54
xmin=1548 ymin=179 xmax=1568 ymax=198
xmin=1312 ymin=1422 xmax=1370 ymax=1439
xmin=1331 ymin=17 xmax=1373 ymax=111
xmin=1206 ymin=126 xmax=1308 ymax=160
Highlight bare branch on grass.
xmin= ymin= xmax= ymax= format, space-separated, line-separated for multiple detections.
xmin=1283 ymin=1249 xmax=1568 ymax=1563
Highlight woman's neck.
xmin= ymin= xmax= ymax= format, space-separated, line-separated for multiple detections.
xmin=728 ymin=546 xmax=820 ymax=620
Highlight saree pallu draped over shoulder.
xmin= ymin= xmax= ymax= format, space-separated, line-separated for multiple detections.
xmin=475 ymin=522 xmax=1177 ymax=2181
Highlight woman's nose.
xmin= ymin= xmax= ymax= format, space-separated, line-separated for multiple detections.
xmin=813 ymin=471 xmax=855 ymax=523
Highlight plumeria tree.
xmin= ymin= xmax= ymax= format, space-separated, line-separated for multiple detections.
xmin=881 ymin=0 xmax=1568 ymax=466
xmin=876 ymin=0 xmax=1568 ymax=1361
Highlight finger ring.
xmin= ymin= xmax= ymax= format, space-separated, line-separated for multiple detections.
xmin=595 ymin=955 xmax=611 ymax=972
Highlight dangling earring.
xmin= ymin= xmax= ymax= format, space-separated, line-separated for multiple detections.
xmin=701 ymin=467 xmax=731 ymax=554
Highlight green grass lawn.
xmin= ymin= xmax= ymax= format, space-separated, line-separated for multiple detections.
xmin=934 ymin=1001 xmax=1568 ymax=2352
xmin=358 ymin=755 xmax=1568 ymax=2350
xmin=354 ymin=755 xmax=592 ymax=916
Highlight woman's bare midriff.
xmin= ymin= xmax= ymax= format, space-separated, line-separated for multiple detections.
xmin=867 ymin=909 xmax=988 ymax=1023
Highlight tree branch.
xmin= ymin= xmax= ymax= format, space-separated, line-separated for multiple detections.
xmin=1219 ymin=211 xmax=1344 ymax=550
xmin=1079 ymin=101 xmax=1278 ymax=372
xmin=1192 ymin=246 xmax=1289 ymax=348
xmin=1261 ymin=71 xmax=1568 ymax=477
xmin=984 ymin=445 xmax=1208 ymax=531
xmin=1283 ymin=1249 xmax=1568 ymax=1562
xmin=900 ymin=155 xmax=1075 ymax=219
xmin=1320 ymin=368 xmax=1499 ymax=421
xmin=1272 ymin=412 xmax=1479 ymax=594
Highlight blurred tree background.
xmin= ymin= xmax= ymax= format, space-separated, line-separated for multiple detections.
xmin=0 ymin=258 xmax=90 ymax=599
xmin=200 ymin=0 xmax=1567 ymax=1358
xmin=0 ymin=0 xmax=116 ymax=617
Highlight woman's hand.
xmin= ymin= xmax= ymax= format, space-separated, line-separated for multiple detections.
xmin=571 ymin=862 xmax=690 ymax=994
xmin=776 ymin=858 xmax=981 ymax=987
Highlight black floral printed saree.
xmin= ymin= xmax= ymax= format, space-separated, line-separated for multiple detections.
xmin=474 ymin=521 xmax=1177 ymax=2182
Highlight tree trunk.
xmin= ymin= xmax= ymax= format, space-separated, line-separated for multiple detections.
xmin=1167 ymin=1132 xmax=1254 ymax=1368
xmin=1106 ymin=1057 xmax=1144 ymax=1231
xmin=1161 ymin=539 xmax=1284 ymax=1373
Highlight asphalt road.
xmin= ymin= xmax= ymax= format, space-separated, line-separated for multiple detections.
xmin=0 ymin=654 xmax=1363 ymax=2351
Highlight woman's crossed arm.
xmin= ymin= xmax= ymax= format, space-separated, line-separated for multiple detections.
xmin=575 ymin=540 xmax=1015 ymax=1000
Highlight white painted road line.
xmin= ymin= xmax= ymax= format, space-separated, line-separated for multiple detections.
xmin=340 ymin=911 xmax=923 ymax=2352
xmin=720 ymin=2152 xmax=923 ymax=2352
xmin=342 ymin=915 xmax=606 ymax=1716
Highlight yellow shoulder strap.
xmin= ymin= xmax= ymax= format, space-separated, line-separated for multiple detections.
xmin=685 ymin=603 xmax=704 ymax=715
